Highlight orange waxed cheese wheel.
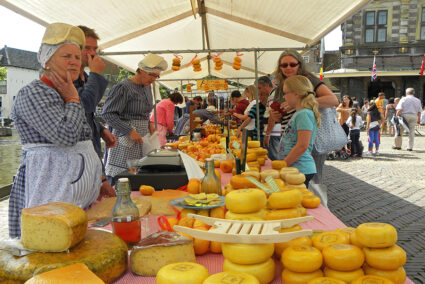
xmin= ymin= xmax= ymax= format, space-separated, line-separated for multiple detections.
xmin=234 ymin=56 xmax=242 ymax=63
xmin=312 ymin=231 xmax=350 ymax=251
xmin=271 ymin=160 xmax=287 ymax=170
xmin=323 ymin=267 xmax=364 ymax=283
xmin=322 ymin=244 xmax=365 ymax=271
xmin=351 ymin=275 xmax=395 ymax=284
xmin=363 ymin=264 xmax=406 ymax=284
xmin=230 ymin=175 xmax=257 ymax=189
xmin=363 ymin=245 xmax=406 ymax=270
xmin=281 ymin=245 xmax=323 ymax=273
xmin=355 ymin=223 xmax=397 ymax=248
xmin=302 ymin=195 xmax=321 ymax=208
xmin=282 ymin=269 xmax=323 ymax=284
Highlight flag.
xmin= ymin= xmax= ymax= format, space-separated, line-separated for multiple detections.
xmin=319 ymin=67 xmax=323 ymax=81
xmin=371 ymin=55 xmax=377 ymax=82
xmin=420 ymin=54 xmax=425 ymax=76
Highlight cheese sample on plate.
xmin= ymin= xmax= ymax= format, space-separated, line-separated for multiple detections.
xmin=21 ymin=202 xmax=87 ymax=252
xmin=130 ymin=231 xmax=196 ymax=276
xmin=24 ymin=263 xmax=104 ymax=284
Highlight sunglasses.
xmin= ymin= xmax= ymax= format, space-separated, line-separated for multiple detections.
xmin=148 ymin=72 xmax=160 ymax=79
xmin=279 ymin=62 xmax=299 ymax=68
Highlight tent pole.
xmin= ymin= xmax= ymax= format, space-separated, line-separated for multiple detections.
xmin=254 ymin=50 xmax=260 ymax=142
xmin=153 ymin=82 xmax=158 ymax=130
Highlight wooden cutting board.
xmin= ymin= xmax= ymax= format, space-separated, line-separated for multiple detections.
xmin=87 ymin=196 xmax=151 ymax=221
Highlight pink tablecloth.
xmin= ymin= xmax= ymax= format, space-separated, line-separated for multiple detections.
xmin=109 ymin=159 xmax=413 ymax=284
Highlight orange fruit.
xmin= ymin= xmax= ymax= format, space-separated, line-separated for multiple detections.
xmin=193 ymin=227 xmax=210 ymax=255
xmin=167 ymin=217 xmax=179 ymax=230
xmin=210 ymin=241 xmax=222 ymax=253
xmin=178 ymin=216 xmax=194 ymax=228
xmin=187 ymin=178 xmax=201 ymax=194
xmin=214 ymin=160 xmax=221 ymax=168
xmin=139 ymin=185 xmax=155 ymax=195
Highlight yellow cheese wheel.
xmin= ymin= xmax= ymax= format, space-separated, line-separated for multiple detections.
xmin=260 ymin=169 xmax=280 ymax=182
xmin=273 ymin=179 xmax=285 ymax=188
xmin=271 ymin=160 xmax=287 ymax=170
xmin=0 ymin=230 xmax=127 ymax=283
xmin=222 ymin=243 xmax=274 ymax=265
xmin=248 ymin=141 xmax=261 ymax=148
xmin=257 ymin=157 xmax=266 ymax=166
xmin=334 ymin=227 xmax=355 ymax=243
xmin=301 ymin=195 xmax=321 ymax=208
xmin=312 ymin=231 xmax=350 ymax=251
xmin=349 ymin=230 xmax=364 ymax=248
xmin=285 ymin=173 xmax=306 ymax=185
xmin=323 ymin=267 xmax=364 ymax=283
xmin=322 ymin=244 xmax=365 ymax=271
xmin=25 ymin=263 xmax=105 ymax=284
xmin=281 ymin=246 xmax=323 ymax=273
xmin=268 ymin=190 xmax=302 ymax=209
xmin=203 ymin=271 xmax=260 ymax=284
xmin=241 ymin=171 xmax=261 ymax=180
xmin=275 ymin=236 xmax=312 ymax=258
xmin=223 ymin=258 xmax=275 ymax=284
xmin=363 ymin=245 xmax=406 ymax=270
xmin=257 ymin=148 xmax=268 ymax=156
xmin=363 ymin=264 xmax=406 ymax=284
xmin=351 ymin=275 xmax=395 ymax=284
xmin=281 ymin=269 xmax=323 ymax=284
xmin=246 ymin=153 xmax=258 ymax=162
xmin=307 ymin=277 xmax=346 ymax=284
xmin=156 ymin=262 xmax=209 ymax=284
xmin=225 ymin=209 xmax=265 ymax=221
xmin=265 ymin=207 xmax=303 ymax=220
xmin=225 ymin=188 xmax=267 ymax=214
xmin=355 ymin=223 xmax=397 ymax=248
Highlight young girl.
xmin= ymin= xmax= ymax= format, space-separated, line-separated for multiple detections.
xmin=279 ymin=75 xmax=321 ymax=187
xmin=346 ymin=108 xmax=363 ymax=157
xmin=366 ymin=101 xmax=384 ymax=155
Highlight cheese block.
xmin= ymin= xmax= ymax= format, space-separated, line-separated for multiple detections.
xmin=363 ymin=245 xmax=406 ymax=270
xmin=151 ymin=190 xmax=188 ymax=215
xmin=0 ymin=230 xmax=128 ymax=283
xmin=225 ymin=188 xmax=267 ymax=214
xmin=204 ymin=271 xmax=260 ymax=284
xmin=87 ymin=196 xmax=151 ymax=220
xmin=21 ymin=202 xmax=87 ymax=252
xmin=24 ymin=263 xmax=104 ymax=284
xmin=355 ymin=223 xmax=397 ymax=248
xmin=363 ymin=264 xmax=406 ymax=284
xmin=222 ymin=243 xmax=274 ymax=265
xmin=130 ymin=231 xmax=196 ymax=276
xmin=281 ymin=245 xmax=323 ymax=273
xmin=322 ymin=244 xmax=365 ymax=271
xmin=156 ymin=262 xmax=209 ymax=284
xmin=223 ymin=258 xmax=275 ymax=284
xmin=281 ymin=269 xmax=323 ymax=284
xmin=351 ymin=275 xmax=395 ymax=284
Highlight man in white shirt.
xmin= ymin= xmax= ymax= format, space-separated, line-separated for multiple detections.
xmin=393 ymin=88 xmax=422 ymax=151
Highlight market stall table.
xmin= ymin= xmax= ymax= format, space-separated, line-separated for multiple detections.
xmin=98 ymin=160 xmax=413 ymax=284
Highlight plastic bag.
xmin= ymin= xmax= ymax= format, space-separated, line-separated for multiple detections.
xmin=142 ymin=131 xmax=160 ymax=154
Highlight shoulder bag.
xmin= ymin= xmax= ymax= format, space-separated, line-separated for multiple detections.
xmin=314 ymin=107 xmax=349 ymax=154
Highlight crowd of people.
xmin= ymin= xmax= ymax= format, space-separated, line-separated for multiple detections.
xmin=8 ymin=22 xmax=424 ymax=237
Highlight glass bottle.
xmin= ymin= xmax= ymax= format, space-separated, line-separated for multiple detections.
xmin=201 ymin=158 xmax=222 ymax=195
xmin=111 ymin=178 xmax=141 ymax=245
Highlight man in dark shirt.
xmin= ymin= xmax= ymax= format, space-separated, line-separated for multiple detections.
xmin=229 ymin=90 xmax=249 ymax=124
xmin=184 ymin=96 xmax=203 ymax=114
xmin=73 ymin=25 xmax=116 ymax=197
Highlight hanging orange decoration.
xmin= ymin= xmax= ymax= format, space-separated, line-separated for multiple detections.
xmin=233 ymin=52 xmax=243 ymax=70
xmin=172 ymin=54 xmax=182 ymax=71
xmin=191 ymin=55 xmax=201 ymax=72
xmin=186 ymin=83 xmax=192 ymax=93
xmin=213 ymin=53 xmax=223 ymax=70
xmin=223 ymin=81 xmax=228 ymax=90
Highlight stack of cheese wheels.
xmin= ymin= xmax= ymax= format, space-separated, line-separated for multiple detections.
xmin=225 ymin=188 xmax=267 ymax=220
xmin=245 ymin=141 xmax=268 ymax=171
xmin=266 ymin=188 xmax=305 ymax=220
xmin=222 ymin=243 xmax=275 ymax=284
xmin=355 ymin=223 xmax=407 ymax=284
xmin=281 ymin=246 xmax=324 ymax=283
xmin=156 ymin=262 xmax=209 ymax=284
xmin=322 ymin=244 xmax=365 ymax=282
xmin=274 ymin=225 xmax=312 ymax=258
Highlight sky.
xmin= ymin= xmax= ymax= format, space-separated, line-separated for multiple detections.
xmin=0 ymin=5 xmax=342 ymax=52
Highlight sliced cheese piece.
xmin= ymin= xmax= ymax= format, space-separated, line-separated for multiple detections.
xmin=281 ymin=268 xmax=323 ymax=284
xmin=225 ymin=188 xmax=267 ymax=214
xmin=222 ymin=243 xmax=274 ymax=265
xmin=203 ymin=271 xmax=260 ymax=284
xmin=281 ymin=245 xmax=323 ymax=273
xmin=21 ymin=202 xmax=87 ymax=252
xmin=355 ymin=223 xmax=397 ymax=248
xmin=363 ymin=245 xmax=406 ymax=270
xmin=24 ymin=263 xmax=104 ymax=284
xmin=322 ymin=244 xmax=365 ymax=271
xmin=0 ymin=230 xmax=127 ymax=283
xmin=130 ymin=231 xmax=196 ymax=276
xmin=223 ymin=258 xmax=275 ymax=284
xmin=156 ymin=262 xmax=209 ymax=284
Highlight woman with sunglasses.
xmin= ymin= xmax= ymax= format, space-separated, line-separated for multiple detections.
xmin=102 ymin=53 xmax=167 ymax=184
xmin=270 ymin=50 xmax=338 ymax=206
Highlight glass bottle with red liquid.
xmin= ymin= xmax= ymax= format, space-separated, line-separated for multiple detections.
xmin=111 ymin=178 xmax=141 ymax=246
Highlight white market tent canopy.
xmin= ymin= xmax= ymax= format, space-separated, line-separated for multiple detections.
xmin=1 ymin=0 xmax=370 ymax=91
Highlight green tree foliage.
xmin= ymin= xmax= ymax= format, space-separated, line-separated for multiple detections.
xmin=116 ymin=67 xmax=134 ymax=82
xmin=0 ymin=67 xmax=6 ymax=81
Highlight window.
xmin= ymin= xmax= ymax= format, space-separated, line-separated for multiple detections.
xmin=364 ymin=10 xmax=387 ymax=43
xmin=421 ymin=7 xmax=425 ymax=40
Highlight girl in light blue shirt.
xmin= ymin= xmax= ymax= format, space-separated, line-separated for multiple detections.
xmin=278 ymin=75 xmax=321 ymax=186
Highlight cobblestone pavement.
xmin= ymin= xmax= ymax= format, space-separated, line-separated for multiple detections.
xmin=0 ymin=133 xmax=423 ymax=281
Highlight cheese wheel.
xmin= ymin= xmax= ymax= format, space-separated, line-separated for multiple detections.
xmin=257 ymin=157 xmax=266 ymax=166
xmin=349 ymin=229 xmax=364 ymax=248
xmin=246 ymin=153 xmax=258 ymax=162
xmin=223 ymin=258 xmax=275 ymax=284
xmin=363 ymin=264 xmax=406 ymax=284
xmin=275 ymin=236 xmax=312 ymax=258
xmin=25 ymin=263 xmax=105 ymax=284
xmin=265 ymin=207 xmax=303 ymax=220
xmin=203 ymin=271 xmax=260 ymax=284
xmin=363 ymin=245 xmax=406 ymax=270
xmin=323 ymin=267 xmax=364 ymax=283
xmin=222 ymin=243 xmax=274 ymax=265
xmin=307 ymin=277 xmax=346 ymax=284
xmin=334 ymin=227 xmax=355 ymax=242
xmin=351 ymin=275 xmax=395 ymax=284
xmin=355 ymin=223 xmax=397 ymax=248
xmin=285 ymin=173 xmax=306 ymax=185
xmin=241 ymin=171 xmax=261 ymax=180
xmin=322 ymin=244 xmax=365 ymax=271
xmin=274 ymin=178 xmax=285 ymax=188
xmin=0 ymin=230 xmax=127 ymax=283
xmin=312 ymin=231 xmax=350 ymax=251
xmin=271 ymin=160 xmax=287 ymax=170
xmin=268 ymin=190 xmax=302 ymax=209
xmin=257 ymin=148 xmax=268 ymax=156
xmin=282 ymin=269 xmax=323 ymax=284
xmin=248 ymin=141 xmax=261 ymax=148
xmin=225 ymin=188 xmax=267 ymax=214
xmin=156 ymin=262 xmax=209 ymax=284
xmin=230 ymin=175 xmax=257 ymax=189
xmin=281 ymin=246 xmax=323 ymax=273
xmin=21 ymin=202 xmax=87 ymax=252
xmin=225 ymin=209 xmax=266 ymax=220
xmin=260 ymin=169 xmax=280 ymax=182
xmin=302 ymin=195 xmax=321 ymax=208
